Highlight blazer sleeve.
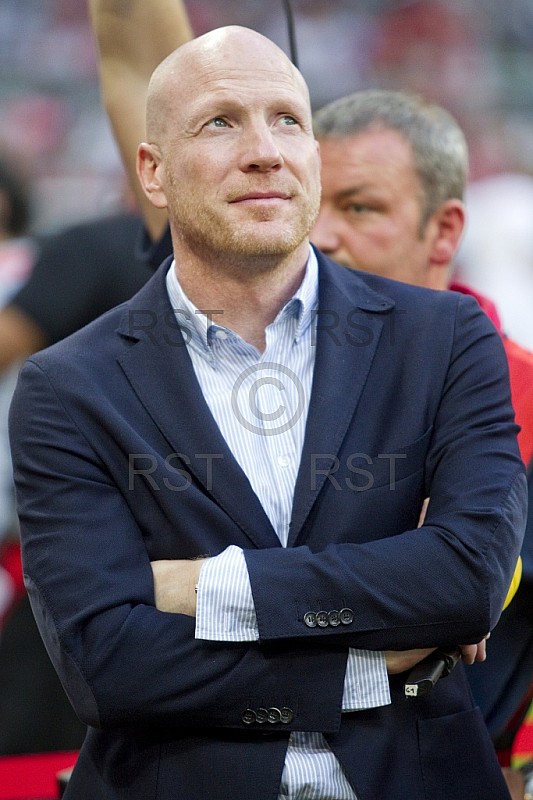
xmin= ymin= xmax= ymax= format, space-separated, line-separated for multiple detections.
xmin=244 ymin=294 xmax=528 ymax=650
xmin=9 ymin=359 xmax=349 ymax=734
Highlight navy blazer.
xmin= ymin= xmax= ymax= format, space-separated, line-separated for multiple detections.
xmin=9 ymin=250 xmax=526 ymax=800
xmin=467 ymin=466 xmax=533 ymax=744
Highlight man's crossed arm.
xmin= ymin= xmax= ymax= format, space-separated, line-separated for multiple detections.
xmin=150 ymin=557 xmax=487 ymax=674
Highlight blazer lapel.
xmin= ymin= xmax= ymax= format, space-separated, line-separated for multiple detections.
xmin=288 ymin=252 xmax=395 ymax=547
xmin=115 ymin=261 xmax=281 ymax=551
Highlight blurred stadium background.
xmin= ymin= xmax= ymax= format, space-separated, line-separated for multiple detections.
xmin=1 ymin=0 xmax=533 ymax=231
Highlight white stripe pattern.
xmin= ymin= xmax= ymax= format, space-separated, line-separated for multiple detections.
xmin=166 ymin=249 xmax=390 ymax=799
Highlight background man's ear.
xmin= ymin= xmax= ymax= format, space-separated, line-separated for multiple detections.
xmin=136 ymin=143 xmax=168 ymax=210
xmin=429 ymin=199 xmax=466 ymax=266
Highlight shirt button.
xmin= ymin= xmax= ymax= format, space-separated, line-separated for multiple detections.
xmin=277 ymin=455 xmax=290 ymax=468
xmin=241 ymin=709 xmax=256 ymax=725
xmin=214 ymin=329 xmax=228 ymax=340
xmin=316 ymin=611 xmax=329 ymax=628
xmin=303 ymin=611 xmax=317 ymax=628
xmin=340 ymin=607 xmax=354 ymax=625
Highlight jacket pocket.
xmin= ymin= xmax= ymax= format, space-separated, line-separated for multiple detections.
xmin=418 ymin=707 xmax=510 ymax=800
xmin=343 ymin=424 xmax=433 ymax=491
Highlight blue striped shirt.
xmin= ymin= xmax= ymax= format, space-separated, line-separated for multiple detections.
xmin=166 ymin=249 xmax=390 ymax=800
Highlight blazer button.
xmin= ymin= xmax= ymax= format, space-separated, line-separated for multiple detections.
xmin=340 ymin=607 xmax=354 ymax=625
xmin=303 ymin=611 xmax=317 ymax=628
xmin=316 ymin=611 xmax=329 ymax=627
xmin=328 ymin=610 xmax=341 ymax=627
xmin=241 ymin=709 xmax=257 ymax=725
xmin=267 ymin=707 xmax=281 ymax=724
xmin=279 ymin=707 xmax=294 ymax=724
xmin=255 ymin=708 xmax=269 ymax=724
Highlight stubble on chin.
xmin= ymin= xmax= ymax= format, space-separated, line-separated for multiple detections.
xmin=169 ymin=192 xmax=321 ymax=276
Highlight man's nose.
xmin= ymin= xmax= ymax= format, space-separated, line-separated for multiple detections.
xmin=239 ymin=123 xmax=283 ymax=172
xmin=310 ymin=208 xmax=341 ymax=254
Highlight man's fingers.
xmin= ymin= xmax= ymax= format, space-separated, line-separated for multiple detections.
xmin=459 ymin=639 xmax=487 ymax=665
xmin=417 ymin=497 xmax=429 ymax=528
xmin=384 ymin=648 xmax=436 ymax=674
xmin=476 ymin=638 xmax=487 ymax=661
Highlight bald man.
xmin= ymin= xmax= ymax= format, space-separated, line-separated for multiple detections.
xmin=10 ymin=27 xmax=525 ymax=800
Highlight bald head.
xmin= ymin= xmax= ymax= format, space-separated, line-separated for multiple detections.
xmin=146 ymin=26 xmax=309 ymax=145
xmin=137 ymin=24 xmax=320 ymax=277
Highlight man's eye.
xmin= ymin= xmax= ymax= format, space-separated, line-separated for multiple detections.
xmin=279 ymin=115 xmax=298 ymax=126
xmin=347 ymin=203 xmax=369 ymax=214
xmin=206 ymin=118 xmax=228 ymax=128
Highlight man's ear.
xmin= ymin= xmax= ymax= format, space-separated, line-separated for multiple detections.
xmin=136 ymin=143 xmax=168 ymax=209
xmin=428 ymin=199 xmax=466 ymax=266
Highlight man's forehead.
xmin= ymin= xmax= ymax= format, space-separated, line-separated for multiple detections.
xmin=182 ymin=43 xmax=305 ymax=101
xmin=188 ymin=69 xmax=307 ymax=108
xmin=194 ymin=58 xmax=297 ymax=84
xmin=148 ymin=26 xmax=310 ymax=137
xmin=319 ymin=125 xmax=410 ymax=152
xmin=319 ymin=128 xmax=416 ymax=173
xmin=318 ymin=130 xmax=423 ymax=201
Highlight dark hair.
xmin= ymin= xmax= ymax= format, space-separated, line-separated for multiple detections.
xmin=0 ymin=157 xmax=31 ymax=236
xmin=313 ymin=90 xmax=468 ymax=230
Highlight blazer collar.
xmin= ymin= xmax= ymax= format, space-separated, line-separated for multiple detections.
xmin=116 ymin=252 xmax=395 ymax=550
xmin=116 ymin=259 xmax=281 ymax=550
xmin=288 ymin=249 xmax=395 ymax=546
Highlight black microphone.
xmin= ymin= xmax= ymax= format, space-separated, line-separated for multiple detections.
xmin=281 ymin=0 xmax=299 ymax=67
xmin=404 ymin=646 xmax=462 ymax=698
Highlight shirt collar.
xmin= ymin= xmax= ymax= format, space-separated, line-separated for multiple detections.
xmin=165 ymin=246 xmax=318 ymax=359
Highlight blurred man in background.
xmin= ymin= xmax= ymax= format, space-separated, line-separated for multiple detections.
xmin=309 ymin=92 xmax=533 ymax=799
xmin=0 ymin=155 xmax=36 ymax=622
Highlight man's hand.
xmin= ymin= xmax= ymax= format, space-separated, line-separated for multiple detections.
xmin=385 ymin=648 xmax=437 ymax=674
xmin=391 ymin=499 xmax=489 ymax=674
xmin=417 ymin=497 xmax=430 ymax=527
xmin=151 ymin=558 xmax=206 ymax=616
xmin=459 ymin=637 xmax=488 ymax=665
xmin=385 ymin=638 xmax=488 ymax=674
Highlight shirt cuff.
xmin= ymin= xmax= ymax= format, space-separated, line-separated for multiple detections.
xmin=195 ymin=544 xmax=259 ymax=641
xmin=342 ymin=649 xmax=391 ymax=711
xmin=195 ymin=547 xmax=390 ymax=711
